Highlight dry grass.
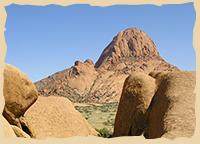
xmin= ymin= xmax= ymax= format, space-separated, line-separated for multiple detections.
xmin=75 ymin=102 xmax=118 ymax=135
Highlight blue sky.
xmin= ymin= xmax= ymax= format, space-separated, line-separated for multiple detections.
xmin=5 ymin=3 xmax=195 ymax=82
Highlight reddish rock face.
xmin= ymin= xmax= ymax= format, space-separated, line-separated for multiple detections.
xmin=74 ymin=60 xmax=82 ymax=66
xmin=35 ymin=28 xmax=178 ymax=103
xmin=84 ymin=59 xmax=94 ymax=65
xmin=95 ymin=28 xmax=160 ymax=69
xmin=95 ymin=28 xmax=177 ymax=75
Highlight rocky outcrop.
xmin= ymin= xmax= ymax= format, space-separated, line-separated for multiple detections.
xmin=144 ymin=71 xmax=196 ymax=139
xmin=82 ymin=70 xmax=128 ymax=103
xmin=21 ymin=96 xmax=97 ymax=139
xmin=35 ymin=59 xmax=98 ymax=103
xmin=113 ymin=71 xmax=195 ymax=139
xmin=3 ymin=64 xmax=38 ymax=126
xmin=35 ymin=28 xmax=178 ymax=103
xmin=0 ymin=115 xmax=16 ymax=137
xmin=113 ymin=72 xmax=157 ymax=137
xmin=95 ymin=28 xmax=176 ymax=73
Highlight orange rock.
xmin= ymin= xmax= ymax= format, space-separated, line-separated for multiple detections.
xmin=22 ymin=96 xmax=97 ymax=139
xmin=3 ymin=64 xmax=38 ymax=126
xmin=113 ymin=72 xmax=157 ymax=137
xmin=144 ymin=71 xmax=196 ymax=139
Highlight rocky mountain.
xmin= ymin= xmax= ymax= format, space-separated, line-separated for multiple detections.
xmin=35 ymin=28 xmax=178 ymax=103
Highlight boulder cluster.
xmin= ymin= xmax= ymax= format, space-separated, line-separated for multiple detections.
xmin=2 ymin=64 xmax=97 ymax=138
xmin=113 ymin=71 xmax=195 ymax=139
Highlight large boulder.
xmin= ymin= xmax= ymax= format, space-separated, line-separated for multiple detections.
xmin=0 ymin=115 xmax=16 ymax=137
xmin=3 ymin=64 xmax=38 ymax=126
xmin=21 ymin=96 xmax=97 ymax=139
xmin=144 ymin=71 xmax=196 ymax=139
xmin=113 ymin=72 xmax=157 ymax=137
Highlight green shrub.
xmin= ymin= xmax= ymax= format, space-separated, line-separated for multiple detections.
xmin=100 ymin=107 xmax=108 ymax=112
xmin=103 ymin=118 xmax=115 ymax=126
xmin=96 ymin=127 xmax=112 ymax=138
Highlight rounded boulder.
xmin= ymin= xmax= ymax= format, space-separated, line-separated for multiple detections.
xmin=3 ymin=64 xmax=38 ymax=125
xmin=22 ymin=96 xmax=97 ymax=139
xmin=113 ymin=72 xmax=157 ymax=137
xmin=144 ymin=71 xmax=196 ymax=139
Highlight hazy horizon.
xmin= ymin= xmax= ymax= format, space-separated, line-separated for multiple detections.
xmin=5 ymin=3 xmax=195 ymax=82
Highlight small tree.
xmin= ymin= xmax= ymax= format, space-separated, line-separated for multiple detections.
xmin=96 ymin=127 xmax=112 ymax=138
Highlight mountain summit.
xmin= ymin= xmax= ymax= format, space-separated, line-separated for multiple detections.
xmin=96 ymin=28 xmax=159 ymax=68
xmin=95 ymin=28 xmax=177 ymax=73
xmin=35 ymin=28 xmax=178 ymax=103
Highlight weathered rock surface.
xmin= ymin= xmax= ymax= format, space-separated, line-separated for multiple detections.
xmin=11 ymin=125 xmax=30 ymax=138
xmin=3 ymin=64 xmax=38 ymax=126
xmin=0 ymin=115 xmax=16 ymax=137
xmin=95 ymin=28 xmax=176 ymax=73
xmin=144 ymin=71 xmax=196 ymax=139
xmin=35 ymin=28 xmax=178 ymax=103
xmin=113 ymin=71 xmax=195 ymax=139
xmin=35 ymin=59 xmax=98 ymax=103
xmin=21 ymin=96 xmax=97 ymax=139
xmin=82 ymin=70 xmax=128 ymax=103
xmin=113 ymin=72 xmax=157 ymax=137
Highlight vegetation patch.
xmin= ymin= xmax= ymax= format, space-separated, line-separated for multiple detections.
xmin=75 ymin=102 xmax=118 ymax=135
xmin=95 ymin=127 xmax=112 ymax=138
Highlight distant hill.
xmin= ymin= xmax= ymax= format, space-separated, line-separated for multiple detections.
xmin=35 ymin=28 xmax=178 ymax=103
